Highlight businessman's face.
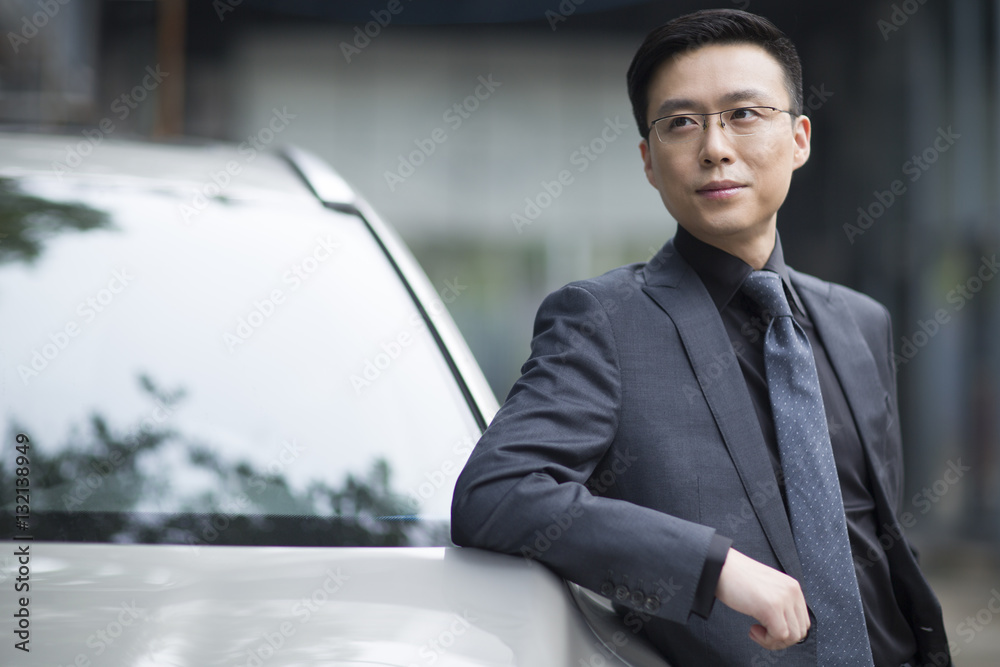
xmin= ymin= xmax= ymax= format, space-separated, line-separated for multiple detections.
xmin=639 ymin=43 xmax=810 ymax=251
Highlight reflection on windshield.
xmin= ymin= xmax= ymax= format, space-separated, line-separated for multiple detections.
xmin=1 ymin=169 xmax=481 ymax=546
xmin=0 ymin=374 xmax=446 ymax=547
xmin=0 ymin=177 xmax=111 ymax=265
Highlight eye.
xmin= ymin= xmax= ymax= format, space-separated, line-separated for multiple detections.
xmin=727 ymin=107 xmax=765 ymax=124
xmin=666 ymin=115 xmax=699 ymax=131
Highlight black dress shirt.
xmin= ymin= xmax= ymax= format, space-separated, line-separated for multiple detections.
xmin=674 ymin=226 xmax=917 ymax=666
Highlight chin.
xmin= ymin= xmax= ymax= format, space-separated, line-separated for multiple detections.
xmin=694 ymin=219 xmax=759 ymax=238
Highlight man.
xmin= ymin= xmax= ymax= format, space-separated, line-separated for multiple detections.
xmin=452 ymin=8 xmax=951 ymax=667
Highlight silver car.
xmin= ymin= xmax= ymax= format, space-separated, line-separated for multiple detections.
xmin=0 ymin=132 xmax=670 ymax=666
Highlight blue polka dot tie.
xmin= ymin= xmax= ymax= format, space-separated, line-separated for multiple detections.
xmin=741 ymin=270 xmax=874 ymax=667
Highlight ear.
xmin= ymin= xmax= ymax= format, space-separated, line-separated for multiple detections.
xmin=639 ymin=138 xmax=658 ymax=189
xmin=791 ymin=114 xmax=811 ymax=170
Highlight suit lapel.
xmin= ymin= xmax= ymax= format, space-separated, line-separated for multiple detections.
xmin=791 ymin=271 xmax=897 ymax=503
xmin=641 ymin=243 xmax=802 ymax=580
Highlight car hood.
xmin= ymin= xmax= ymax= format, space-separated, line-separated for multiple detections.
xmin=3 ymin=543 xmax=647 ymax=666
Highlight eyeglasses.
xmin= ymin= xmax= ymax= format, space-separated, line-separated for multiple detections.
xmin=648 ymin=106 xmax=796 ymax=145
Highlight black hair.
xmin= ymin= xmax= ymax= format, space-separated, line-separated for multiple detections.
xmin=626 ymin=9 xmax=803 ymax=139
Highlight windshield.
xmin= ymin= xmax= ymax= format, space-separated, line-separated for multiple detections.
xmin=0 ymin=167 xmax=482 ymax=548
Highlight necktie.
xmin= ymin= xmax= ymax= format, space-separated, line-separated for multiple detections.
xmin=741 ymin=270 xmax=874 ymax=667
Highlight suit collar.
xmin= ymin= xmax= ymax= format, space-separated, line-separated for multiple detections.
xmin=647 ymin=229 xmax=806 ymax=315
xmin=642 ymin=238 xmax=686 ymax=288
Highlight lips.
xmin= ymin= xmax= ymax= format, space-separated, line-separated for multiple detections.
xmin=696 ymin=180 xmax=746 ymax=200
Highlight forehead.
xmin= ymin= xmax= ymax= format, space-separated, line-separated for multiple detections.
xmin=647 ymin=42 xmax=790 ymax=114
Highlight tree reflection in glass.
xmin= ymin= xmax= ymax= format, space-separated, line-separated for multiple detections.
xmin=0 ymin=374 xmax=445 ymax=547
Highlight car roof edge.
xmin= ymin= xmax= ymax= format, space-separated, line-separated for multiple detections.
xmin=280 ymin=145 xmax=358 ymax=212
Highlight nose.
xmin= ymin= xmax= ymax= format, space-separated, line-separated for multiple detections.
xmin=698 ymin=113 xmax=736 ymax=165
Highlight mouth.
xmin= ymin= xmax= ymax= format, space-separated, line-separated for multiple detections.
xmin=696 ymin=181 xmax=746 ymax=200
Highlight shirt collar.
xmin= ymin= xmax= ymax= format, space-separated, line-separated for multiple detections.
xmin=672 ymin=225 xmax=806 ymax=316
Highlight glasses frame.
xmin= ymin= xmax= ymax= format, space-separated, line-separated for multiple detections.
xmin=648 ymin=106 xmax=797 ymax=145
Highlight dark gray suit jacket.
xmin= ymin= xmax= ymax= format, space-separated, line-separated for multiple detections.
xmin=451 ymin=239 xmax=950 ymax=666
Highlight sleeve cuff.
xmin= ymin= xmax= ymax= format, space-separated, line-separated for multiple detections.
xmin=690 ymin=533 xmax=732 ymax=620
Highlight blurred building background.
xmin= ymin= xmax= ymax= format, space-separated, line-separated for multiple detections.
xmin=2 ymin=0 xmax=999 ymax=661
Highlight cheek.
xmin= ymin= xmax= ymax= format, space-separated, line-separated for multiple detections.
xmin=655 ymin=173 xmax=694 ymax=221
xmin=749 ymin=145 xmax=794 ymax=192
xmin=652 ymin=151 xmax=688 ymax=189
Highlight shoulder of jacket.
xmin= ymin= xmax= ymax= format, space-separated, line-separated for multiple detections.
xmin=558 ymin=262 xmax=648 ymax=298
xmin=790 ymin=267 xmax=889 ymax=321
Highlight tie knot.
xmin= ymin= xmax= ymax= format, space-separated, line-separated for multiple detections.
xmin=741 ymin=270 xmax=793 ymax=319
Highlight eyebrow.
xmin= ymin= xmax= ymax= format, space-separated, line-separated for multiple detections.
xmin=652 ymin=88 xmax=775 ymax=118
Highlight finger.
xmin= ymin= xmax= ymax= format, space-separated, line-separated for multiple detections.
xmin=748 ymin=624 xmax=769 ymax=648
xmin=788 ymin=609 xmax=808 ymax=645
xmin=749 ymin=623 xmax=794 ymax=651
xmin=794 ymin=611 xmax=811 ymax=645
xmin=795 ymin=600 xmax=811 ymax=641
xmin=786 ymin=586 xmax=809 ymax=640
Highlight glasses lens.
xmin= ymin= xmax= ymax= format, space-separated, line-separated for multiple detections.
xmin=652 ymin=107 xmax=778 ymax=144
xmin=653 ymin=115 xmax=700 ymax=144
xmin=722 ymin=107 xmax=773 ymax=136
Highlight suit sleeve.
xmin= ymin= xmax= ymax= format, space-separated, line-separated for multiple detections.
xmin=451 ymin=282 xmax=718 ymax=623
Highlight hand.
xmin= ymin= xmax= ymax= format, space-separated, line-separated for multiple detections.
xmin=715 ymin=547 xmax=810 ymax=650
